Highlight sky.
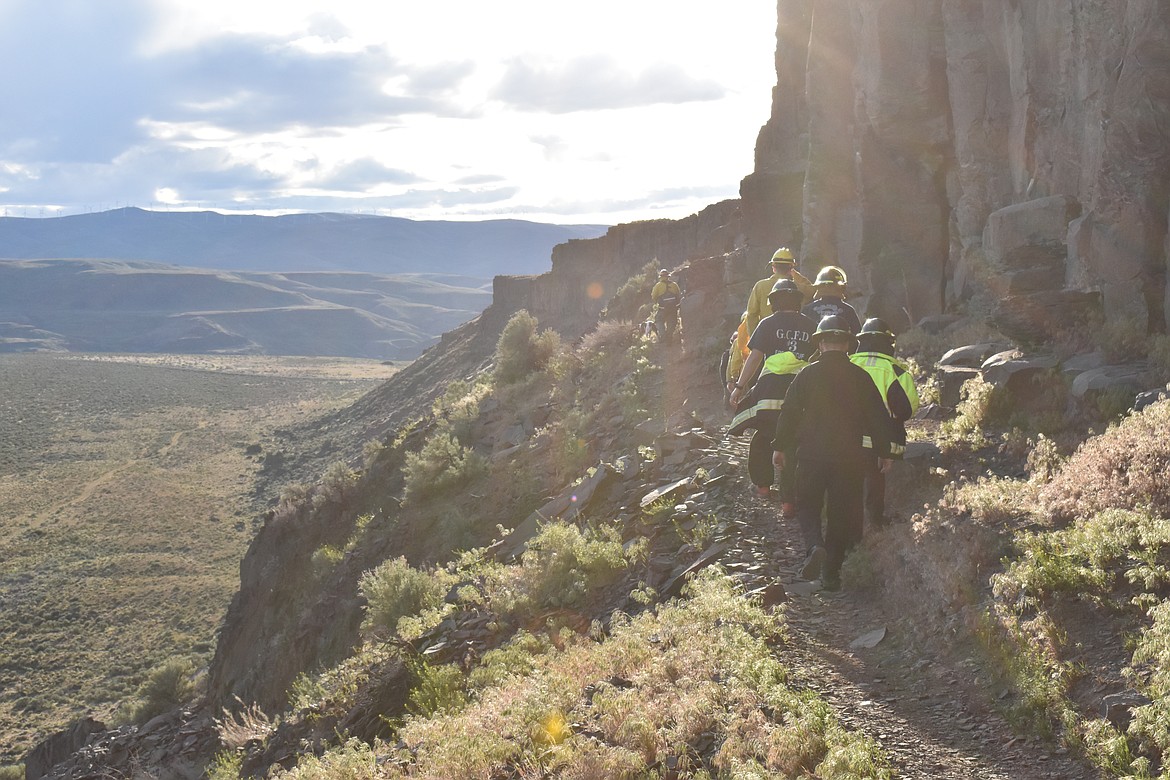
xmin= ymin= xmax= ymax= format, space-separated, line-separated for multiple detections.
xmin=0 ymin=1 xmax=778 ymax=226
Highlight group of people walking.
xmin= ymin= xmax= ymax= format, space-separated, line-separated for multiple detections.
xmin=723 ymin=248 xmax=919 ymax=590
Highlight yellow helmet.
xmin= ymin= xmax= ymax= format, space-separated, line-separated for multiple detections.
xmin=769 ymin=247 xmax=795 ymax=266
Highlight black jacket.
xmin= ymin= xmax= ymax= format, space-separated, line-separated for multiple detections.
xmin=802 ymin=297 xmax=861 ymax=335
xmin=772 ymin=350 xmax=894 ymax=463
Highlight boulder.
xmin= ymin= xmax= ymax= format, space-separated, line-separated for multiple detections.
xmin=936 ymin=365 xmax=981 ymax=408
xmin=1134 ymin=386 xmax=1170 ymax=413
xmin=1060 ymin=351 xmax=1108 ymax=378
xmin=938 ymin=342 xmax=1012 ymax=368
xmin=991 ymin=289 xmax=1102 ymax=346
xmin=983 ymin=195 xmax=1081 ymax=272
xmin=914 ymin=314 xmax=962 ymax=335
xmin=1070 ymin=364 xmax=1147 ymax=400
xmin=980 ymin=350 xmax=1059 ymax=391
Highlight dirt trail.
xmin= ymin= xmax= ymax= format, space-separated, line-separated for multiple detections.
xmin=650 ymin=339 xmax=1098 ymax=779
xmin=708 ymin=415 xmax=1100 ymax=779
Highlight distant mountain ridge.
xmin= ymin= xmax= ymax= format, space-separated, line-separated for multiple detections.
xmin=0 ymin=208 xmax=608 ymax=276
xmin=0 ymin=258 xmax=491 ymax=359
xmin=0 ymin=210 xmax=609 ymax=358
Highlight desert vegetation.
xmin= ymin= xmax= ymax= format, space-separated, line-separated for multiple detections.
xmin=18 ymin=299 xmax=1170 ymax=780
xmin=0 ymin=353 xmax=395 ymax=763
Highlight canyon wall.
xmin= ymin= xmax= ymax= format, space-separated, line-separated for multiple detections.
xmin=740 ymin=0 xmax=1170 ymax=337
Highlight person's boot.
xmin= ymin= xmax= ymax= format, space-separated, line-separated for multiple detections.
xmin=799 ymin=546 xmax=826 ymax=581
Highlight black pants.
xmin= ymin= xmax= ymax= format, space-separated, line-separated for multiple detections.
xmin=749 ymin=431 xmax=797 ymax=501
xmin=864 ymin=453 xmax=887 ymax=529
xmin=795 ymin=457 xmax=865 ymax=578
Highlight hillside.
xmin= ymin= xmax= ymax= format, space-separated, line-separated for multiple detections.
xmin=24 ymin=256 xmax=1170 ymax=779
xmin=0 ymin=210 xmax=607 ymax=359
xmin=0 ymin=258 xmax=490 ymax=359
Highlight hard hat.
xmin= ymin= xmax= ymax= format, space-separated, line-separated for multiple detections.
xmin=813 ymin=265 xmax=847 ymax=287
xmin=810 ymin=314 xmax=858 ymax=349
xmin=857 ymin=317 xmax=895 ymax=338
xmin=769 ymin=247 xmax=796 ymax=266
xmin=856 ymin=317 xmax=896 ymax=354
xmin=658 ymin=269 xmax=670 ymax=277
xmin=767 ymin=278 xmax=803 ymax=311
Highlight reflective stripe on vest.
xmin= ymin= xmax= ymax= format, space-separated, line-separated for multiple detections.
xmin=861 ymin=436 xmax=904 ymax=456
xmin=851 ymin=352 xmax=901 ymax=412
xmin=730 ymin=398 xmax=785 ymax=431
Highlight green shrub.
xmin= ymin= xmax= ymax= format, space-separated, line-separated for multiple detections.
xmin=282 ymin=738 xmax=381 ymax=779
xmin=402 ymin=428 xmax=488 ymax=503
xmin=124 ymin=656 xmax=197 ymax=724
xmin=359 ymin=556 xmax=452 ymax=638
xmin=941 ymin=375 xmax=995 ymax=442
xmin=0 ymin=766 xmax=25 ymax=780
xmin=206 ymin=751 xmax=243 ymax=780
xmin=381 ymin=570 xmax=889 ymax=779
xmin=494 ymin=310 xmax=562 ymax=385
xmin=577 ymin=319 xmax=637 ymax=358
xmin=521 ymin=522 xmax=627 ymax=609
xmin=407 ymin=659 xmax=468 ymax=718
xmin=481 ymin=521 xmax=630 ymax=615
xmin=993 ymin=508 xmax=1169 ymax=609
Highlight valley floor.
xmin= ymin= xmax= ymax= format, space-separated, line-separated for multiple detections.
xmin=0 ymin=353 xmax=398 ymax=763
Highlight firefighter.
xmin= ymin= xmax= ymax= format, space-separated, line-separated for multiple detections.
xmin=802 ymin=265 xmax=861 ymax=337
xmin=771 ymin=314 xmax=895 ymax=590
xmin=728 ymin=279 xmax=816 ymax=512
xmin=851 ymin=317 xmax=920 ymax=529
xmin=744 ymin=247 xmax=813 ymax=338
xmin=650 ymin=269 xmax=682 ymax=343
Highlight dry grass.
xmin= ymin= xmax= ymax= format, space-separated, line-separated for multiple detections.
xmin=366 ymin=570 xmax=889 ymax=779
xmin=1040 ymin=400 xmax=1170 ymax=524
xmin=0 ymin=353 xmax=384 ymax=762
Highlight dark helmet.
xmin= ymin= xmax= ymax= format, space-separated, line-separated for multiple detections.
xmin=813 ymin=265 xmax=847 ymax=288
xmin=767 ymin=279 xmax=803 ymax=311
xmin=811 ymin=314 xmax=858 ymax=350
xmin=856 ymin=317 xmax=896 ymax=355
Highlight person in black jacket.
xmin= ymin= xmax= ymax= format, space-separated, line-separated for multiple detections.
xmin=772 ymin=314 xmax=894 ymax=590
xmin=802 ymin=265 xmax=861 ymax=337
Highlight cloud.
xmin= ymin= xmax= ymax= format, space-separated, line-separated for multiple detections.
xmin=157 ymin=36 xmax=457 ymax=131
xmin=493 ymin=54 xmax=725 ymax=113
xmin=315 ymin=159 xmax=420 ymax=190
xmin=0 ymin=3 xmax=475 ymax=168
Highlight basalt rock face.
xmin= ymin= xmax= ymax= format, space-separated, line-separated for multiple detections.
xmin=741 ymin=0 xmax=1170 ymax=335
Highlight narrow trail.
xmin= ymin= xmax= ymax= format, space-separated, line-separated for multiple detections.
xmin=708 ymin=420 xmax=1101 ymax=779
xmin=652 ymin=338 xmax=1097 ymax=778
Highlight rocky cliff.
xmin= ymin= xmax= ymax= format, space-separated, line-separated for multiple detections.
xmin=740 ymin=0 xmax=1170 ymax=338
xmin=203 ymin=0 xmax=1170 ymax=714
